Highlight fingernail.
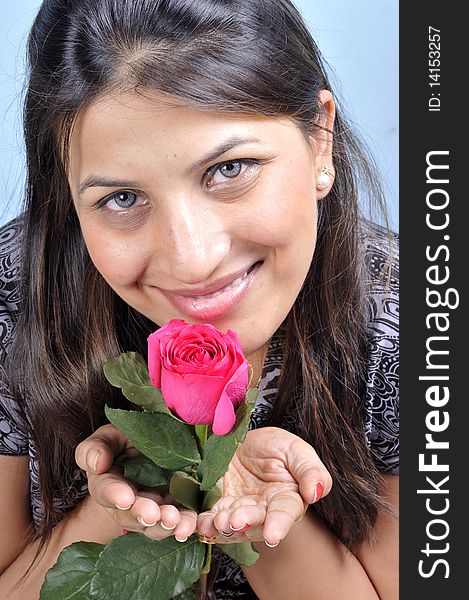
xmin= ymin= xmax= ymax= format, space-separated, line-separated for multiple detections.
xmin=115 ymin=503 xmax=133 ymax=510
xmin=265 ymin=540 xmax=280 ymax=548
xmin=313 ymin=482 xmax=324 ymax=503
xmin=160 ymin=522 xmax=177 ymax=531
xmin=120 ymin=528 xmax=129 ymax=536
xmin=90 ymin=450 xmax=101 ymax=473
xmin=221 ymin=530 xmax=235 ymax=538
xmin=138 ymin=516 xmax=158 ymax=527
xmin=229 ymin=523 xmax=250 ymax=533
xmin=175 ymin=535 xmax=188 ymax=543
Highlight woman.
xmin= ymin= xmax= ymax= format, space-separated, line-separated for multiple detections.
xmin=0 ymin=0 xmax=398 ymax=598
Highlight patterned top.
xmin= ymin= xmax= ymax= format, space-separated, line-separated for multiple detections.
xmin=0 ymin=217 xmax=399 ymax=598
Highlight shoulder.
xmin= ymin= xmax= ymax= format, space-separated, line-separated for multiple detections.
xmin=360 ymin=218 xmax=399 ymax=291
xmin=0 ymin=217 xmax=23 ymax=348
xmin=0 ymin=217 xmax=28 ymax=456
xmin=360 ymin=219 xmax=399 ymax=346
xmin=359 ymin=219 xmax=399 ymax=476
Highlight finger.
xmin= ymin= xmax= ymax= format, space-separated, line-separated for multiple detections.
xmin=262 ymin=491 xmax=304 ymax=547
xmin=213 ymin=504 xmax=266 ymax=537
xmin=286 ymin=439 xmax=333 ymax=504
xmin=172 ymin=509 xmax=198 ymax=542
xmin=197 ymin=511 xmax=219 ymax=540
xmin=228 ymin=503 xmax=266 ymax=534
xmin=87 ymin=464 xmax=136 ymax=510
xmin=121 ymin=505 xmax=180 ymax=541
xmin=205 ymin=495 xmax=238 ymax=513
xmin=75 ymin=424 xmax=131 ymax=475
xmin=128 ymin=497 xmax=182 ymax=531
xmin=158 ymin=504 xmax=181 ymax=530
xmin=129 ymin=496 xmax=162 ymax=528
xmin=197 ymin=497 xmax=258 ymax=539
xmin=214 ymin=524 xmax=265 ymax=545
xmin=216 ymin=495 xmax=263 ymax=532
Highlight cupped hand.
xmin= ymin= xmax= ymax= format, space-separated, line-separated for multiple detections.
xmin=75 ymin=423 xmax=197 ymax=542
xmin=197 ymin=427 xmax=332 ymax=547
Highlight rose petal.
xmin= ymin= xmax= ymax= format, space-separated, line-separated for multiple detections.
xmin=147 ymin=333 xmax=163 ymax=388
xmin=161 ymin=369 xmax=227 ymax=424
xmin=212 ymin=390 xmax=237 ymax=436
xmin=224 ymin=359 xmax=249 ymax=408
xmin=147 ymin=320 xmax=188 ymax=387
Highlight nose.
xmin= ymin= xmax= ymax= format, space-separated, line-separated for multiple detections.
xmin=156 ymin=196 xmax=231 ymax=285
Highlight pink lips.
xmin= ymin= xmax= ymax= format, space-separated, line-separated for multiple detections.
xmin=161 ymin=262 xmax=262 ymax=321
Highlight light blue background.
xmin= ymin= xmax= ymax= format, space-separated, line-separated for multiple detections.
xmin=0 ymin=1 xmax=398 ymax=229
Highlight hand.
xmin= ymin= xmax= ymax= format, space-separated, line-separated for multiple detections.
xmin=197 ymin=427 xmax=332 ymax=547
xmin=75 ymin=424 xmax=197 ymax=542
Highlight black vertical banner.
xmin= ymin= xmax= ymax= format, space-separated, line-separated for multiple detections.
xmin=400 ymin=3 xmax=466 ymax=598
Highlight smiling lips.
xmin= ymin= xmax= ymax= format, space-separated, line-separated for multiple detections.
xmin=161 ymin=262 xmax=262 ymax=321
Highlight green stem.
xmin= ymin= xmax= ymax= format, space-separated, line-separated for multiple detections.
xmin=200 ymin=543 xmax=212 ymax=575
xmin=197 ymin=572 xmax=208 ymax=600
xmin=197 ymin=544 xmax=212 ymax=600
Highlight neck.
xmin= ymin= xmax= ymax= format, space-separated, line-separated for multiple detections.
xmin=247 ymin=341 xmax=270 ymax=388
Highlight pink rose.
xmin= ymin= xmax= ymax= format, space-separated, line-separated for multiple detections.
xmin=148 ymin=320 xmax=249 ymax=435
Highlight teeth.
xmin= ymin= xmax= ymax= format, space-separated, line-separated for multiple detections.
xmin=224 ymin=271 xmax=248 ymax=291
xmin=192 ymin=271 xmax=249 ymax=299
xmin=229 ymin=275 xmax=244 ymax=288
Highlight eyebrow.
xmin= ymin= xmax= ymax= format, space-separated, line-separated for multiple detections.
xmin=187 ymin=135 xmax=263 ymax=173
xmin=78 ymin=177 xmax=142 ymax=195
xmin=78 ymin=135 xmax=263 ymax=195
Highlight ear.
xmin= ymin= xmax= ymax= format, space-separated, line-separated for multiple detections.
xmin=309 ymin=90 xmax=336 ymax=199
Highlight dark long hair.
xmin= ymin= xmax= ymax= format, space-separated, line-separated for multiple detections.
xmin=7 ymin=0 xmax=391 ymax=562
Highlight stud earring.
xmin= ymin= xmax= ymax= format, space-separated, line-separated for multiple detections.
xmin=316 ymin=166 xmax=334 ymax=190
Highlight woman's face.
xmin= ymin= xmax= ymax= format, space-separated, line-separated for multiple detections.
xmin=68 ymin=91 xmax=333 ymax=358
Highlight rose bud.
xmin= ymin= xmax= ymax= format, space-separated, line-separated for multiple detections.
xmin=148 ymin=320 xmax=249 ymax=435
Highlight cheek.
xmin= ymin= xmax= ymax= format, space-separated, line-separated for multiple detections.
xmin=239 ymin=165 xmax=318 ymax=250
xmin=80 ymin=224 xmax=150 ymax=288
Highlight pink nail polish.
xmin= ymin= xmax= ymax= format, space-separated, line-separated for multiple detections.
xmin=120 ymin=528 xmax=128 ymax=535
xmin=229 ymin=523 xmax=250 ymax=533
xmin=314 ymin=482 xmax=324 ymax=503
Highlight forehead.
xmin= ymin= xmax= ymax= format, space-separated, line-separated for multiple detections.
xmin=71 ymin=90 xmax=302 ymax=147
xmin=67 ymin=91 xmax=309 ymax=183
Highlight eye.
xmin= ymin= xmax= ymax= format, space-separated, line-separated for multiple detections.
xmin=100 ymin=190 xmax=147 ymax=212
xmin=218 ymin=161 xmax=243 ymax=178
xmin=206 ymin=159 xmax=259 ymax=188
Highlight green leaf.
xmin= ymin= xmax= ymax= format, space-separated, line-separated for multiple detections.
xmin=201 ymin=480 xmax=223 ymax=512
xmin=200 ymin=391 xmax=258 ymax=491
xmin=172 ymin=588 xmax=198 ymax=600
xmin=40 ymin=542 xmax=104 ymax=600
xmin=169 ymin=472 xmax=203 ymax=512
xmin=90 ymin=533 xmax=205 ymax=600
xmin=122 ymin=455 xmax=170 ymax=487
xmin=105 ymin=407 xmax=201 ymax=470
xmin=104 ymin=352 xmax=170 ymax=414
xmin=216 ymin=542 xmax=260 ymax=567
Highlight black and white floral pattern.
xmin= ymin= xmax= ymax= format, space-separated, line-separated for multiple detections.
xmin=0 ymin=217 xmax=399 ymax=598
